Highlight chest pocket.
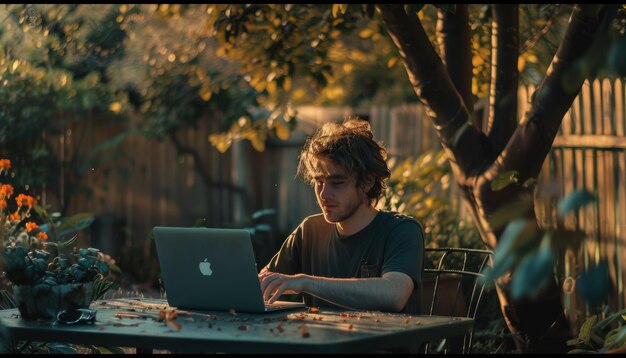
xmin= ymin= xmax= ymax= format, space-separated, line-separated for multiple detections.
xmin=360 ymin=263 xmax=380 ymax=278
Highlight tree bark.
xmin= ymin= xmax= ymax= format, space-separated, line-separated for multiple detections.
xmin=376 ymin=3 xmax=617 ymax=353
xmin=487 ymin=5 xmax=519 ymax=156
xmin=436 ymin=5 xmax=475 ymax=129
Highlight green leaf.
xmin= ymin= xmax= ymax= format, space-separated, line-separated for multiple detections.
xmin=510 ymin=246 xmax=555 ymax=300
xmin=488 ymin=219 xmax=540 ymax=280
xmin=57 ymin=235 xmax=78 ymax=248
xmin=55 ymin=214 xmax=95 ymax=238
xmin=613 ymin=326 xmax=626 ymax=348
xmin=576 ymin=261 xmax=610 ymax=309
xmin=579 ymin=315 xmax=598 ymax=345
xmin=567 ymin=338 xmax=583 ymax=346
xmin=522 ymin=177 xmax=537 ymax=188
xmin=596 ymin=309 xmax=626 ymax=330
xmin=490 ymin=170 xmax=519 ymax=191
xmin=568 ymin=348 xmax=599 ymax=354
xmin=604 ymin=327 xmax=623 ymax=348
xmin=557 ymin=189 xmax=596 ymax=218
xmin=92 ymin=278 xmax=115 ymax=301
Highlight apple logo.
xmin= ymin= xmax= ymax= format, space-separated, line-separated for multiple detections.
xmin=199 ymin=258 xmax=213 ymax=276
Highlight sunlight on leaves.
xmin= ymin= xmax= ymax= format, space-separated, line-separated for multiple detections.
xmin=199 ymin=85 xmax=212 ymax=101
xmin=273 ymin=120 xmax=290 ymax=141
xmin=359 ymin=28 xmax=374 ymax=39
xmin=208 ymin=134 xmax=231 ymax=153
xmin=490 ymin=170 xmax=519 ymax=191
xmin=109 ymin=102 xmax=122 ymax=113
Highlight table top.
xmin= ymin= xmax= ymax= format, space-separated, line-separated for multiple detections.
xmin=0 ymin=298 xmax=473 ymax=353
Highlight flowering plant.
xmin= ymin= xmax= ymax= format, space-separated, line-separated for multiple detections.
xmin=0 ymin=159 xmax=112 ymax=303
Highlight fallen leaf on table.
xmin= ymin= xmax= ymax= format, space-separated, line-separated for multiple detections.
xmin=167 ymin=320 xmax=181 ymax=330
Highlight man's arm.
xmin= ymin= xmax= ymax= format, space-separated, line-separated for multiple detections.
xmin=259 ymin=270 xmax=414 ymax=312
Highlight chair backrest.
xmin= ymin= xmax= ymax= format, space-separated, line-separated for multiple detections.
xmin=422 ymin=247 xmax=494 ymax=354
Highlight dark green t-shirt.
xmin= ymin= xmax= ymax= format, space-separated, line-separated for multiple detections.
xmin=264 ymin=210 xmax=424 ymax=314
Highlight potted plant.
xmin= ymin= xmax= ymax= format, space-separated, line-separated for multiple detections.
xmin=0 ymin=159 xmax=114 ymax=320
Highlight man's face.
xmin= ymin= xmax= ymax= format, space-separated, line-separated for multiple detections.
xmin=311 ymin=157 xmax=368 ymax=224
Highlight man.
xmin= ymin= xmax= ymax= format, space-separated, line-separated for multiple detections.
xmin=259 ymin=118 xmax=424 ymax=314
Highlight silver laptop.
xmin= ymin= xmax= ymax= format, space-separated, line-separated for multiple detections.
xmin=153 ymin=226 xmax=305 ymax=313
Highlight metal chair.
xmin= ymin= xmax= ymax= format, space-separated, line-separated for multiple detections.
xmin=421 ymin=247 xmax=494 ymax=354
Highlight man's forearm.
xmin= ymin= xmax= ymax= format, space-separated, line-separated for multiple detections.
xmin=301 ymin=273 xmax=412 ymax=312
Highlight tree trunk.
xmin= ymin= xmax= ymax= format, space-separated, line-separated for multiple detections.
xmin=376 ymin=4 xmax=617 ymax=353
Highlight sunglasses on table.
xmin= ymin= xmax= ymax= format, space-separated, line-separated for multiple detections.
xmin=54 ymin=308 xmax=97 ymax=325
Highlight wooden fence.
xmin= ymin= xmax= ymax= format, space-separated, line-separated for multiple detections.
xmin=535 ymin=78 xmax=626 ymax=327
xmin=49 ymin=115 xmax=240 ymax=282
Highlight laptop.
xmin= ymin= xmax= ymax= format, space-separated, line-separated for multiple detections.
xmin=153 ymin=226 xmax=305 ymax=313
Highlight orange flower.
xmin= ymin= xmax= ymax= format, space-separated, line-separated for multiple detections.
xmin=25 ymin=221 xmax=39 ymax=233
xmin=9 ymin=212 xmax=21 ymax=221
xmin=15 ymin=194 xmax=36 ymax=208
xmin=0 ymin=184 xmax=13 ymax=199
xmin=0 ymin=159 xmax=11 ymax=171
xmin=36 ymin=232 xmax=48 ymax=241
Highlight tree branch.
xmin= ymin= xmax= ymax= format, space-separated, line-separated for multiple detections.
xmin=436 ymin=5 xmax=476 ymax=129
xmin=486 ymin=4 xmax=519 ymax=155
xmin=167 ymin=132 xmax=250 ymax=213
xmin=494 ymin=4 xmax=618 ymax=181
xmin=376 ymin=4 xmax=491 ymax=176
xmin=520 ymin=5 xmax=563 ymax=54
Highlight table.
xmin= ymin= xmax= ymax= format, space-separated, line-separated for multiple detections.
xmin=0 ymin=298 xmax=473 ymax=353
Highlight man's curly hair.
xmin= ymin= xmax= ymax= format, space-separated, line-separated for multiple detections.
xmin=297 ymin=117 xmax=391 ymax=206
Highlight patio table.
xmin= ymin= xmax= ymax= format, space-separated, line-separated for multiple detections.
xmin=0 ymin=298 xmax=473 ymax=353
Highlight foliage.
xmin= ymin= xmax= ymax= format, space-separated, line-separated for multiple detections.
xmin=379 ymin=150 xmax=483 ymax=251
xmin=0 ymin=159 xmax=115 ymax=302
xmin=481 ymin=185 xmax=603 ymax=304
xmin=0 ymin=5 xmax=133 ymax=213
xmin=208 ymin=4 xmax=417 ymax=108
xmin=113 ymin=4 xmax=297 ymax=153
xmin=567 ymin=308 xmax=626 ymax=353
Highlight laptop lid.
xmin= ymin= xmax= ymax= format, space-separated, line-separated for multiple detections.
xmin=153 ymin=226 xmax=303 ymax=313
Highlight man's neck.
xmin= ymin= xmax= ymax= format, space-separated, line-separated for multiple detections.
xmin=335 ymin=205 xmax=379 ymax=237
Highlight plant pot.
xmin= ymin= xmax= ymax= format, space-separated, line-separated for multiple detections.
xmin=12 ymin=282 xmax=94 ymax=320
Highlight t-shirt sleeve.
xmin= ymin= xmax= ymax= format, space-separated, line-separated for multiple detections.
xmin=381 ymin=220 xmax=424 ymax=288
xmin=263 ymin=225 xmax=302 ymax=275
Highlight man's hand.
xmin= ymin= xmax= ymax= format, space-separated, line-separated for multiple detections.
xmin=258 ymin=271 xmax=307 ymax=303
xmin=258 ymin=270 xmax=413 ymax=311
